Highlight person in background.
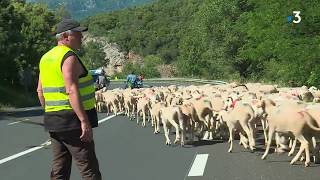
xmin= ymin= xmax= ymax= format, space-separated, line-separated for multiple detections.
xmin=126 ymin=71 xmax=137 ymax=89
xmin=136 ymin=74 xmax=144 ymax=88
xmin=37 ymin=18 xmax=102 ymax=180
xmin=139 ymin=74 xmax=144 ymax=81
xmin=97 ymin=71 xmax=107 ymax=90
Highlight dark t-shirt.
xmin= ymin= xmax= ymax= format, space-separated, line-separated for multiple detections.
xmin=43 ymin=51 xmax=98 ymax=132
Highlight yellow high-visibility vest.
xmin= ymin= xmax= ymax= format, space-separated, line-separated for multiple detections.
xmin=39 ymin=45 xmax=96 ymax=112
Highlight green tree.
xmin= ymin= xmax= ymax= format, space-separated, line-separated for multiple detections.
xmin=0 ymin=0 xmax=24 ymax=86
xmin=0 ymin=0 xmax=58 ymax=107
xmin=236 ymin=0 xmax=320 ymax=85
xmin=12 ymin=1 xmax=57 ymax=88
xmin=122 ymin=61 xmax=142 ymax=75
xmin=141 ymin=55 xmax=163 ymax=78
xmin=79 ymin=41 xmax=106 ymax=69
xmin=78 ymin=0 xmax=320 ymax=86
xmin=0 ymin=0 xmax=57 ymax=87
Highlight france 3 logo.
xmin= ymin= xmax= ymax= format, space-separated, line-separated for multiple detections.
xmin=287 ymin=11 xmax=301 ymax=24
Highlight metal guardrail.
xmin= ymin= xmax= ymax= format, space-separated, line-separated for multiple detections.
xmin=110 ymin=78 xmax=227 ymax=85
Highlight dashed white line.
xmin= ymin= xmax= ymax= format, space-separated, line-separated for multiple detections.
xmin=187 ymin=153 xmax=209 ymax=177
xmin=0 ymin=113 xmax=121 ymax=165
xmin=8 ymin=119 xmax=31 ymax=125
xmin=0 ymin=140 xmax=51 ymax=165
xmin=23 ymin=107 xmax=42 ymax=111
xmin=98 ymin=112 xmax=124 ymax=124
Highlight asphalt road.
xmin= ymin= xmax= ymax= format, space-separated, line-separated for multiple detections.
xmin=0 ymin=82 xmax=319 ymax=180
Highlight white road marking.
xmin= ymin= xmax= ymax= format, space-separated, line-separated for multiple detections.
xmin=8 ymin=119 xmax=31 ymax=125
xmin=23 ymin=107 xmax=42 ymax=111
xmin=98 ymin=112 xmax=123 ymax=124
xmin=0 ymin=140 xmax=51 ymax=165
xmin=0 ymin=113 xmax=121 ymax=165
xmin=187 ymin=154 xmax=209 ymax=177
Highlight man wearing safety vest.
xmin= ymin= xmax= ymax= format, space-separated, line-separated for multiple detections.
xmin=37 ymin=18 xmax=102 ymax=180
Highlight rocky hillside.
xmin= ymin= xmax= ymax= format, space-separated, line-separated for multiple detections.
xmin=83 ymin=35 xmax=142 ymax=76
xmin=83 ymin=35 xmax=177 ymax=77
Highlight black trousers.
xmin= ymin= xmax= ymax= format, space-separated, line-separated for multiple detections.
xmin=49 ymin=129 xmax=102 ymax=180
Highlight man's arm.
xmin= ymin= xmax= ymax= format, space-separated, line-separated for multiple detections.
xmin=37 ymin=76 xmax=45 ymax=108
xmin=62 ymin=55 xmax=92 ymax=142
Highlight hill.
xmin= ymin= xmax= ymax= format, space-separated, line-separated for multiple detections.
xmin=26 ymin=0 xmax=156 ymax=19
xmin=83 ymin=0 xmax=320 ymax=86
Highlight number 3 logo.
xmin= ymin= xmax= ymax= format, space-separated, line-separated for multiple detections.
xmin=293 ymin=11 xmax=301 ymax=23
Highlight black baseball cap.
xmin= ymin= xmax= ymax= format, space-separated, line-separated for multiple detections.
xmin=56 ymin=18 xmax=88 ymax=34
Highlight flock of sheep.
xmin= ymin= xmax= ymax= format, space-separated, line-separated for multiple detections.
xmin=95 ymin=82 xmax=320 ymax=167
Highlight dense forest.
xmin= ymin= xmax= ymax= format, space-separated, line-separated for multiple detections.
xmin=85 ymin=0 xmax=320 ymax=86
xmin=26 ymin=0 xmax=156 ymax=19
xmin=0 ymin=0 xmax=59 ymax=107
xmin=0 ymin=0 xmax=320 ymax=107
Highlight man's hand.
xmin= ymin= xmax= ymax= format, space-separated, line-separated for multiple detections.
xmin=80 ymin=120 xmax=93 ymax=142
